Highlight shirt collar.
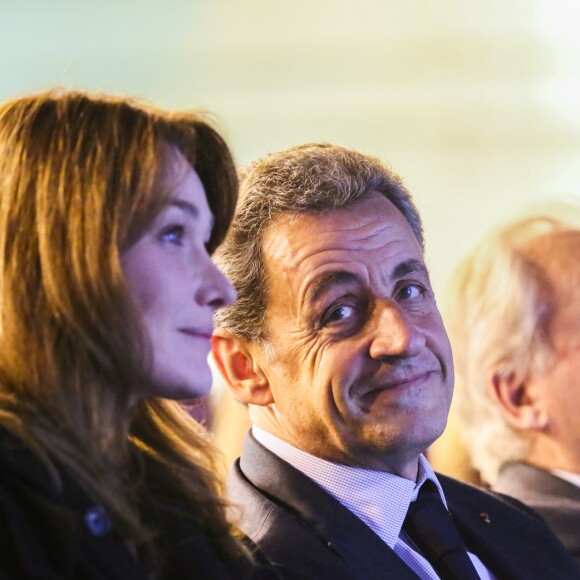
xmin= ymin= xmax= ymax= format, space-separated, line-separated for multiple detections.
xmin=550 ymin=468 xmax=580 ymax=488
xmin=252 ymin=425 xmax=447 ymax=548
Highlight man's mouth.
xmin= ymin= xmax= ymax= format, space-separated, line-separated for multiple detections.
xmin=359 ymin=369 xmax=440 ymax=397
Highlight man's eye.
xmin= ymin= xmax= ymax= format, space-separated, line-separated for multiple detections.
xmin=160 ymin=225 xmax=185 ymax=245
xmin=397 ymin=284 xmax=424 ymax=300
xmin=323 ymin=304 xmax=357 ymax=325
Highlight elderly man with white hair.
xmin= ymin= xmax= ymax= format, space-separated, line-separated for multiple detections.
xmin=447 ymin=205 xmax=580 ymax=565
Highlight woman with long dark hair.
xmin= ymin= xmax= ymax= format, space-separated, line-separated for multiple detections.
xmin=0 ymin=90 xmax=277 ymax=579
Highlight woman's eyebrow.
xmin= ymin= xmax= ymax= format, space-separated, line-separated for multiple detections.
xmin=168 ymin=198 xmax=216 ymax=235
xmin=169 ymin=199 xmax=199 ymax=219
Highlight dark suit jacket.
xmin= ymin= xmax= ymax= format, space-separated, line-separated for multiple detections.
xmin=0 ymin=429 xmax=279 ymax=580
xmin=229 ymin=432 xmax=580 ymax=580
xmin=495 ymin=461 xmax=580 ymax=566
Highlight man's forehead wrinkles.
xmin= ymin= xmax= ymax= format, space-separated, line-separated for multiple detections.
xmin=268 ymin=209 xmax=395 ymax=245
xmin=274 ymin=236 xmax=394 ymax=274
xmin=267 ymin=212 xmax=394 ymax=256
xmin=270 ymin=242 xmax=355 ymax=275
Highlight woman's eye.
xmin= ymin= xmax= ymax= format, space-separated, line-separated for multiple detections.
xmin=397 ymin=284 xmax=424 ymax=300
xmin=160 ymin=224 xmax=185 ymax=245
xmin=323 ymin=304 xmax=357 ymax=325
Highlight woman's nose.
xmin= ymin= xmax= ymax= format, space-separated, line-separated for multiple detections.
xmin=195 ymin=256 xmax=237 ymax=310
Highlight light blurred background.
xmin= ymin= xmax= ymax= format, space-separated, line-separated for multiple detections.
xmin=3 ymin=0 xmax=580 ymax=478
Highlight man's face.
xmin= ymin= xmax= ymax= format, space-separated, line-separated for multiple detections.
xmin=252 ymin=193 xmax=454 ymax=477
xmin=525 ymin=231 xmax=580 ymax=471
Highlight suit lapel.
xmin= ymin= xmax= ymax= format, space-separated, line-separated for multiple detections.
xmin=240 ymin=432 xmax=420 ymax=580
xmin=440 ymin=474 xmax=573 ymax=580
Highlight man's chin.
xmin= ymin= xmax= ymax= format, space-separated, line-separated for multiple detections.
xmin=355 ymin=419 xmax=447 ymax=459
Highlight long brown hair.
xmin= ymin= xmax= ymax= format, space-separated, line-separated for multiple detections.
xmin=0 ymin=90 xmax=243 ymax=562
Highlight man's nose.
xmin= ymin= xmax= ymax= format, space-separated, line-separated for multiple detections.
xmin=369 ymin=301 xmax=425 ymax=360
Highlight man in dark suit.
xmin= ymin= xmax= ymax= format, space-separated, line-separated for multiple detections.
xmin=211 ymin=144 xmax=579 ymax=579
xmin=445 ymin=209 xmax=580 ymax=565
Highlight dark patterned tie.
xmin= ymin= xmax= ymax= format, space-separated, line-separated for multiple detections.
xmin=403 ymin=481 xmax=480 ymax=580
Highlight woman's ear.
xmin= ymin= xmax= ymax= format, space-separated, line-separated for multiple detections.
xmin=211 ymin=330 xmax=274 ymax=406
xmin=490 ymin=370 xmax=548 ymax=431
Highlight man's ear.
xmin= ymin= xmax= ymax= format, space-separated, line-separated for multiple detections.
xmin=211 ymin=329 xmax=274 ymax=407
xmin=490 ymin=369 xmax=548 ymax=431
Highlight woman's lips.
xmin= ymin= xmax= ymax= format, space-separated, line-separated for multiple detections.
xmin=179 ymin=327 xmax=213 ymax=340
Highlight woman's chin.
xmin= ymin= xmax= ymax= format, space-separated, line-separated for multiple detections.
xmin=139 ymin=369 xmax=214 ymax=402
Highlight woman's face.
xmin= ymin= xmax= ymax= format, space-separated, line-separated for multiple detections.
xmin=121 ymin=147 xmax=236 ymax=400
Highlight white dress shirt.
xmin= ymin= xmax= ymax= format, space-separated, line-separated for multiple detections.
xmin=551 ymin=468 xmax=580 ymax=489
xmin=253 ymin=426 xmax=494 ymax=580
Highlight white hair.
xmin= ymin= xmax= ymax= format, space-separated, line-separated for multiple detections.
xmin=445 ymin=201 xmax=580 ymax=483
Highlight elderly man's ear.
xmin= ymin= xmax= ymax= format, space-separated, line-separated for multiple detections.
xmin=211 ymin=330 xmax=274 ymax=407
xmin=490 ymin=370 xmax=549 ymax=432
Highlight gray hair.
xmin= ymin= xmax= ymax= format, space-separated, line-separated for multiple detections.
xmin=214 ymin=143 xmax=423 ymax=342
xmin=446 ymin=205 xmax=580 ymax=483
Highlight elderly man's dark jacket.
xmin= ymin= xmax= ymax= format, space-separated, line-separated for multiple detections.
xmin=495 ymin=461 xmax=580 ymax=566
xmin=229 ymin=432 xmax=580 ymax=580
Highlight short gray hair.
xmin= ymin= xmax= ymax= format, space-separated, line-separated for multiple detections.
xmin=214 ymin=143 xmax=423 ymax=342
xmin=446 ymin=206 xmax=580 ymax=483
